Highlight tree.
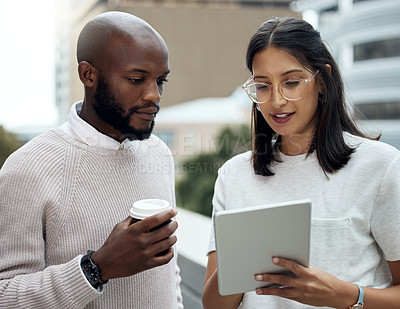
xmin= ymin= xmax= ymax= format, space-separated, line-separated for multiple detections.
xmin=0 ymin=126 xmax=23 ymax=168
xmin=176 ymin=125 xmax=251 ymax=217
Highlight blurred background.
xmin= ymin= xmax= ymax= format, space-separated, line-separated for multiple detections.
xmin=0 ymin=0 xmax=399 ymax=307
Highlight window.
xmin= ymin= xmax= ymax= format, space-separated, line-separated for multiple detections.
xmin=356 ymin=102 xmax=400 ymax=120
xmin=154 ymin=130 xmax=175 ymax=146
xmin=320 ymin=4 xmax=338 ymax=14
xmin=354 ymin=38 xmax=400 ymax=61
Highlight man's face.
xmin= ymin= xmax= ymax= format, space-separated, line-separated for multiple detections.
xmin=93 ymin=76 xmax=156 ymax=141
xmin=91 ymin=33 xmax=169 ymax=141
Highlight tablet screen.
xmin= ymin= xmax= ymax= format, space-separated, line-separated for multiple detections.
xmin=214 ymin=199 xmax=312 ymax=295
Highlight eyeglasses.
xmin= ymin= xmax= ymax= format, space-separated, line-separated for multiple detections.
xmin=242 ymin=70 xmax=320 ymax=104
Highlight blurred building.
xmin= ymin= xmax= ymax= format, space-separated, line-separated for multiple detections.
xmin=54 ymin=0 xmax=103 ymax=123
xmin=291 ymin=0 xmax=400 ymax=148
xmin=154 ymin=86 xmax=251 ymax=163
xmin=54 ymin=0 xmax=298 ymax=124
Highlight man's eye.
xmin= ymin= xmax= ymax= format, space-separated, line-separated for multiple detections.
xmin=129 ymin=78 xmax=143 ymax=84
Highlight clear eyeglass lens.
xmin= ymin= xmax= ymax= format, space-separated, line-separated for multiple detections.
xmin=281 ymin=79 xmax=305 ymax=100
xmin=243 ymin=70 xmax=319 ymax=104
xmin=246 ymin=79 xmax=306 ymax=103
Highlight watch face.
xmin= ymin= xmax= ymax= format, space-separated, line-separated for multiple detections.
xmin=82 ymin=264 xmax=99 ymax=284
xmin=353 ymin=305 xmax=363 ymax=309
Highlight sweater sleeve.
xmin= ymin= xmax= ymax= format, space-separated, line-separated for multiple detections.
xmin=0 ymin=256 xmax=101 ymax=308
xmin=169 ymin=153 xmax=183 ymax=308
xmin=173 ymin=251 xmax=184 ymax=309
xmin=0 ymin=152 xmax=101 ymax=308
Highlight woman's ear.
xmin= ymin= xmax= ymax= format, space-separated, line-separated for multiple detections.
xmin=78 ymin=61 xmax=97 ymax=87
xmin=318 ymin=64 xmax=332 ymax=93
xmin=325 ymin=64 xmax=332 ymax=74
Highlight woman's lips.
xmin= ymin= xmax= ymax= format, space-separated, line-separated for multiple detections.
xmin=271 ymin=112 xmax=295 ymax=124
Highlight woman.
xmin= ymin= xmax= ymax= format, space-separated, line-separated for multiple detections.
xmin=202 ymin=17 xmax=400 ymax=308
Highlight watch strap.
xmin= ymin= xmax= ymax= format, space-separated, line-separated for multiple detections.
xmin=81 ymin=250 xmax=108 ymax=290
xmin=355 ymin=284 xmax=364 ymax=305
xmin=348 ymin=283 xmax=364 ymax=309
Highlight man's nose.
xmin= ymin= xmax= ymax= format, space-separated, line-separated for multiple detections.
xmin=142 ymin=82 xmax=161 ymax=102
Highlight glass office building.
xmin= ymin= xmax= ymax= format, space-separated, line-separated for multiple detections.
xmin=292 ymin=0 xmax=400 ymax=148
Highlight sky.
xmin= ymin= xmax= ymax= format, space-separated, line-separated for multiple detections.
xmin=0 ymin=0 xmax=58 ymax=132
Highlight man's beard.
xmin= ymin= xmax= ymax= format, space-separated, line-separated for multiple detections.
xmin=93 ymin=76 xmax=157 ymax=141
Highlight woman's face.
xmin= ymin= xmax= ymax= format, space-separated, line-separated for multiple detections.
xmin=252 ymin=47 xmax=322 ymax=155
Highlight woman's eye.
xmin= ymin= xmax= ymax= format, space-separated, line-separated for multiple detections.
xmin=284 ymin=80 xmax=301 ymax=88
xmin=256 ymin=84 xmax=271 ymax=92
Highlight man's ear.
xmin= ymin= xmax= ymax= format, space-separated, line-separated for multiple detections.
xmin=78 ymin=61 xmax=97 ymax=87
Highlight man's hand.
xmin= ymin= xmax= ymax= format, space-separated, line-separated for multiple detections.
xmin=91 ymin=208 xmax=178 ymax=281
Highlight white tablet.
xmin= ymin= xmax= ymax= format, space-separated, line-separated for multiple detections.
xmin=214 ymin=199 xmax=312 ymax=296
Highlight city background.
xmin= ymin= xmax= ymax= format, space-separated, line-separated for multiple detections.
xmin=0 ymin=0 xmax=399 ymax=308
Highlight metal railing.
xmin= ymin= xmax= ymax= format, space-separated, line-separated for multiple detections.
xmin=176 ymin=207 xmax=211 ymax=308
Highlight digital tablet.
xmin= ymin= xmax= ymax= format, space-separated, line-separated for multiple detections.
xmin=214 ymin=199 xmax=312 ymax=296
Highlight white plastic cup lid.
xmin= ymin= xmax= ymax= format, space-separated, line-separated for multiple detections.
xmin=130 ymin=199 xmax=171 ymax=220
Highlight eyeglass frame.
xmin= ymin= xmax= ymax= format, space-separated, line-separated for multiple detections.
xmin=242 ymin=69 xmax=320 ymax=104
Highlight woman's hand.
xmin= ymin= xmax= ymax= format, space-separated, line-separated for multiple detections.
xmin=202 ymin=252 xmax=244 ymax=309
xmin=254 ymin=257 xmax=358 ymax=308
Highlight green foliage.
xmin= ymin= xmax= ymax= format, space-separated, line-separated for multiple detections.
xmin=176 ymin=125 xmax=251 ymax=217
xmin=0 ymin=126 xmax=23 ymax=168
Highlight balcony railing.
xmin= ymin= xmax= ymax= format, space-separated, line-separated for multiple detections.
xmin=176 ymin=207 xmax=211 ymax=308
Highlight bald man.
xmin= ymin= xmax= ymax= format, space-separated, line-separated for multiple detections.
xmin=0 ymin=12 xmax=183 ymax=308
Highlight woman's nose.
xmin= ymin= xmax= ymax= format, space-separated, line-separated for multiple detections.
xmin=270 ymin=86 xmax=287 ymax=109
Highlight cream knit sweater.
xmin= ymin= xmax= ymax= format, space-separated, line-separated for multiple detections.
xmin=0 ymin=129 xmax=183 ymax=308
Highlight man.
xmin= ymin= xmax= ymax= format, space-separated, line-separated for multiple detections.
xmin=0 ymin=11 xmax=183 ymax=308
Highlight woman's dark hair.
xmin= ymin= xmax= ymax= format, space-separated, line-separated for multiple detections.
xmin=246 ymin=17 xmax=377 ymax=176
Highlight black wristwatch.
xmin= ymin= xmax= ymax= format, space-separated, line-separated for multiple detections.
xmin=81 ymin=250 xmax=108 ymax=291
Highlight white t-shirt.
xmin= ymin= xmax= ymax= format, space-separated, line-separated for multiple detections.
xmin=207 ymin=133 xmax=400 ymax=308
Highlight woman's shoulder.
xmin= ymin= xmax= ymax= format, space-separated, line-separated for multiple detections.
xmin=345 ymin=132 xmax=399 ymax=158
xmin=345 ymin=132 xmax=399 ymax=170
xmin=219 ymin=151 xmax=252 ymax=174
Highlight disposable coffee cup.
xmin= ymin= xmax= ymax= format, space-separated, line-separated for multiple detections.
xmin=130 ymin=199 xmax=172 ymax=256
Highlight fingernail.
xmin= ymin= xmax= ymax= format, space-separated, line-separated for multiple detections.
xmin=272 ymin=257 xmax=279 ymax=264
xmin=255 ymin=275 xmax=263 ymax=281
xmin=256 ymin=288 xmax=262 ymax=295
